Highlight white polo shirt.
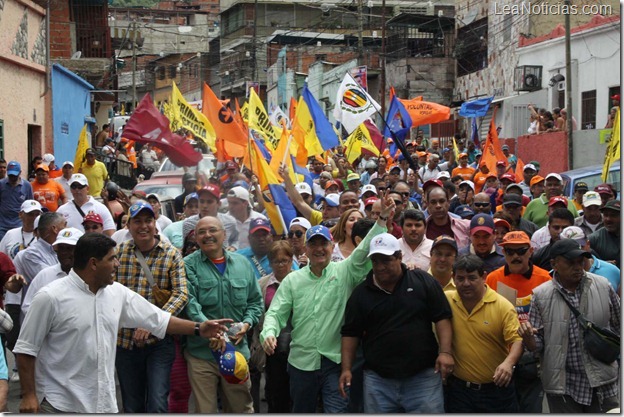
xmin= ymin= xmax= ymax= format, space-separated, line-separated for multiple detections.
xmin=21 ymin=263 xmax=67 ymax=317
xmin=56 ymin=196 xmax=116 ymax=233
xmin=398 ymin=237 xmax=433 ymax=271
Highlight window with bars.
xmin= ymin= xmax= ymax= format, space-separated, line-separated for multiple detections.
xmin=581 ymin=90 xmax=596 ymax=130
xmin=456 ymin=18 xmax=488 ymax=77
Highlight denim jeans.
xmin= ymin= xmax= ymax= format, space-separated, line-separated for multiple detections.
xmin=445 ymin=375 xmax=519 ymax=413
xmin=288 ymin=356 xmax=349 ymax=413
xmin=363 ymin=367 xmax=444 ymax=413
xmin=115 ymin=336 xmax=175 ymax=413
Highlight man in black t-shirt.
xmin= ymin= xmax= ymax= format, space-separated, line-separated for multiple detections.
xmin=338 ymin=233 xmax=453 ymax=413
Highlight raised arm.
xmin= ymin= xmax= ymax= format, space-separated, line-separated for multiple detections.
xmin=279 ymin=163 xmax=313 ymax=220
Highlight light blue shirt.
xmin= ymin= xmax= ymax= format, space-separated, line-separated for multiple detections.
xmin=589 ymin=255 xmax=620 ymax=291
xmin=236 ymin=247 xmax=299 ymax=280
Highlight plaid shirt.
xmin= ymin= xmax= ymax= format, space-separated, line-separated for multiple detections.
xmin=530 ymin=275 xmax=620 ymax=405
xmin=116 ymin=238 xmax=188 ymax=349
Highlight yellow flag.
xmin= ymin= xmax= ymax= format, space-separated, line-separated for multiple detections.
xmin=602 ymin=107 xmax=620 ymax=182
xmin=171 ymin=82 xmax=216 ymax=151
xmin=452 ymin=136 xmax=460 ymax=161
xmin=73 ymin=124 xmax=89 ymax=172
xmin=344 ymin=124 xmax=379 ymax=164
xmin=247 ymin=88 xmax=282 ymax=151
xmin=292 ymin=97 xmax=324 ymax=157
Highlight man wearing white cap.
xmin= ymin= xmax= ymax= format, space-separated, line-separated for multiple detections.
xmin=288 ymin=217 xmax=311 ymax=267
xmin=0 ymin=200 xmax=41 ymax=261
xmin=339 ymin=233 xmax=452 ymax=413
xmin=21 ymin=228 xmax=84 ymax=317
xmin=573 ymin=191 xmax=604 ymax=238
xmin=56 ymin=174 xmax=116 ymax=236
xmin=523 ymin=172 xmax=578 ymax=228
xmin=518 ymin=164 xmax=537 ymax=197
xmin=294 ymin=182 xmax=314 ymax=208
xmin=227 ymin=186 xmax=266 ymax=250
xmin=54 ymin=161 xmax=74 ymax=196
xmin=42 ymin=154 xmax=62 ymax=180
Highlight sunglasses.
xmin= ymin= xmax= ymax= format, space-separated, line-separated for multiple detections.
xmin=473 ymin=202 xmax=490 ymax=208
xmin=71 ymin=184 xmax=87 ymax=190
xmin=399 ymin=192 xmax=410 ymax=197
xmin=504 ymin=247 xmax=530 ymax=256
xmin=393 ymin=200 xmax=403 ymax=206
xmin=288 ymin=230 xmax=305 ymax=238
xmin=377 ymin=187 xmax=387 ymax=191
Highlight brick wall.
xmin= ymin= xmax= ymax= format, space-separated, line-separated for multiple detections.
xmin=49 ymin=0 xmax=72 ymax=59
xmin=516 ymin=131 xmax=569 ymax=174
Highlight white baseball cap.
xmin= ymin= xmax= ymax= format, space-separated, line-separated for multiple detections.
xmin=70 ymin=174 xmax=89 ymax=187
xmin=34 ymin=215 xmax=40 ymax=230
xmin=61 ymin=161 xmax=74 ymax=168
xmin=146 ymin=193 xmax=160 ymax=202
xmin=289 ymin=217 xmax=312 ymax=231
xmin=42 ymin=153 xmax=55 ymax=166
xmin=368 ymin=233 xmax=401 ymax=257
xmin=545 ymin=173 xmax=563 ymax=182
xmin=437 ymin=171 xmax=451 ymax=180
xmin=320 ymin=193 xmax=340 ymax=207
xmin=20 ymin=200 xmax=42 ymax=214
xmin=295 ymin=182 xmax=312 ymax=196
xmin=523 ymin=163 xmax=537 ymax=172
xmin=52 ymin=227 xmax=84 ymax=246
xmin=227 ymin=186 xmax=250 ymax=201
xmin=459 ymin=180 xmax=475 ymax=192
xmin=582 ymin=191 xmax=602 ymax=208
xmin=360 ymin=184 xmax=377 ymax=196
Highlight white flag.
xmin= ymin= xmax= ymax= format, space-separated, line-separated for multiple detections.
xmin=269 ymin=105 xmax=291 ymax=129
xmin=333 ymin=73 xmax=381 ymax=134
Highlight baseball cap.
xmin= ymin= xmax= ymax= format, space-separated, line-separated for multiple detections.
xmin=544 ymin=173 xmax=563 ymax=182
xmin=530 ymin=175 xmax=545 ymax=187
xmin=306 ymin=225 xmax=333 ymax=242
xmin=249 ymin=218 xmax=271 ymax=234
xmin=182 ymin=172 xmax=197 ymax=183
xmin=69 ymin=174 xmax=89 ymax=187
xmin=470 ymin=213 xmax=495 ymax=235
xmin=42 ymin=153 xmax=55 ymax=165
xmin=611 ymin=94 xmax=620 ymax=100
xmin=364 ymin=197 xmax=378 ymax=208
xmin=594 ymin=184 xmax=615 ymax=196
xmin=523 ymin=163 xmax=537 ymax=172
xmin=129 ymin=201 xmax=155 ymax=218
xmin=197 ymin=184 xmax=221 ymax=200
xmin=574 ymin=181 xmax=589 ymax=191
xmin=320 ymin=171 xmax=333 ymax=180
xmin=20 ymin=200 xmax=42 ymax=213
xmin=320 ymin=193 xmax=340 ymax=208
xmin=85 ymin=148 xmax=96 ymax=156
xmin=7 ymin=161 xmax=21 ymax=176
xmin=289 ymin=217 xmax=312 ymax=231
xmin=184 ymin=192 xmax=199 ymax=206
xmin=485 ymin=173 xmax=498 ymax=181
xmin=211 ymin=341 xmax=250 ymax=384
xmin=365 ymin=160 xmax=377 ymax=170
xmin=494 ymin=218 xmax=511 ymax=231
xmin=496 ymin=160 xmax=507 ymax=167
xmin=368 ymin=233 xmax=401 ymax=257
xmin=458 ymin=153 xmax=468 ymax=158
xmin=506 ymin=183 xmax=523 ymax=193
xmin=423 ymin=179 xmax=443 ymax=193
xmin=548 ymin=196 xmax=568 ymax=207
xmin=436 ymin=171 xmax=451 ymax=180
xmin=227 ymin=186 xmax=250 ymax=201
xmin=35 ymin=164 xmax=49 ymax=172
xmin=500 ymin=231 xmax=531 ymax=246
xmin=82 ymin=212 xmax=104 ymax=225
xmin=560 ymin=226 xmax=587 ymax=246
xmin=389 ymin=166 xmax=401 ymax=174
xmin=500 ymin=173 xmax=516 ymax=183
xmin=324 ymin=180 xmax=340 ymax=190
xmin=600 ymin=200 xmax=620 ymax=212
xmin=502 ymin=145 xmax=509 ymax=150
xmin=360 ymin=184 xmax=377 ymax=197
xmin=61 ymin=161 xmax=74 ymax=168
xmin=225 ymin=161 xmax=238 ymax=170
xmin=442 ymin=147 xmax=450 ymax=153
xmin=454 ymin=205 xmax=475 ymax=219
xmin=458 ymin=180 xmax=475 ymax=192
xmin=582 ymin=191 xmax=601 ymax=207
xmin=295 ymin=182 xmax=312 ymax=196
xmin=430 ymin=235 xmax=458 ymax=253
xmin=550 ymin=238 xmax=592 ymax=261
xmin=503 ymin=193 xmax=523 ymax=207
xmin=33 ymin=215 xmax=40 ymax=230
xmin=52 ymin=227 xmax=84 ymax=246
xmin=346 ymin=173 xmax=360 ymax=182
xmin=529 ymin=161 xmax=541 ymax=171
xmin=146 ymin=193 xmax=160 ymax=202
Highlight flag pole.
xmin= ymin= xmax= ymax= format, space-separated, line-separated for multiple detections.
xmin=373 ymin=104 xmax=419 ymax=174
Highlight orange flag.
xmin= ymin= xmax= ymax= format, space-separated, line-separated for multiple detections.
xmin=514 ymin=157 xmax=525 ymax=183
xmin=389 ymin=86 xmax=396 ymax=101
xmin=398 ymin=97 xmax=449 ymax=126
xmin=234 ymin=98 xmax=247 ymax=129
xmin=289 ymin=97 xmax=298 ymax=125
xmin=480 ymin=107 xmax=508 ymax=174
xmin=202 ymin=83 xmax=247 ymax=158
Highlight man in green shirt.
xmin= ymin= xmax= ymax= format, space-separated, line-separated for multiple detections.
xmin=183 ymin=216 xmax=263 ymax=413
xmin=523 ymin=173 xmax=578 ymax=228
xmin=260 ymin=193 xmax=395 ymax=413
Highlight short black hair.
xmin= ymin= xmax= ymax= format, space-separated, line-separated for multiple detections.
xmin=549 ymin=207 xmax=575 ymax=225
xmin=73 ymin=234 xmax=117 ymax=270
xmin=453 ymin=254 xmax=485 ymax=276
xmin=451 ymin=175 xmax=464 ymax=183
xmin=400 ymin=209 xmax=426 ymax=227
xmin=351 ymin=218 xmax=375 ymax=246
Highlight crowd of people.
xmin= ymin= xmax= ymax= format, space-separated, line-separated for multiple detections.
xmin=0 ymin=127 xmax=619 ymax=414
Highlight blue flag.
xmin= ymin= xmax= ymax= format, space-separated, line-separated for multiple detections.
xmin=471 ymin=117 xmax=479 ymax=146
xmin=459 ymin=96 xmax=494 ymax=118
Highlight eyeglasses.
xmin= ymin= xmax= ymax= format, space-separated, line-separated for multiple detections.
xmin=71 ymin=184 xmax=87 ymax=190
xmin=271 ymin=259 xmax=291 ymax=266
xmin=288 ymin=230 xmax=304 ymax=238
xmin=503 ymin=247 xmax=530 ymax=256
xmin=399 ymin=192 xmax=410 ymax=197
xmin=393 ymin=200 xmax=403 ymax=206
xmin=377 ymin=187 xmax=387 ymax=191
xmin=197 ymin=227 xmax=223 ymax=236
xmin=473 ymin=202 xmax=490 ymax=208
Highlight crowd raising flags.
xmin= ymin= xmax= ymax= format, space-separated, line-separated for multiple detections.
xmin=109 ymin=71 xmax=509 ymax=235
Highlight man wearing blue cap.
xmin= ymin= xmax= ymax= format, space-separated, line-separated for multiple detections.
xmin=162 ymin=192 xmax=199 ymax=249
xmin=260 ymin=193 xmax=395 ymax=413
xmin=114 ymin=201 xmax=189 ymax=413
xmin=0 ymin=161 xmax=34 ymax=241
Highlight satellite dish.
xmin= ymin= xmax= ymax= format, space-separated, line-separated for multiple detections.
xmin=462 ymin=9 xmax=477 ymax=26
xmin=71 ymin=51 xmax=82 ymax=59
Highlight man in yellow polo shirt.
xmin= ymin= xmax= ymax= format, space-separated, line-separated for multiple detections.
xmin=427 ymin=235 xmax=457 ymax=292
xmin=79 ymin=148 xmax=108 ymax=197
xmin=445 ymin=254 xmax=523 ymax=412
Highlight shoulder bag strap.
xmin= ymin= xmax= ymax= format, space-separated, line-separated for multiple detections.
xmin=134 ymin=247 xmax=156 ymax=287
xmin=73 ymin=200 xmax=86 ymax=218
xmin=555 ymin=287 xmax=589 ymax=329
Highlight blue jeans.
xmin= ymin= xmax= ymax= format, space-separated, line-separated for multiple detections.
xmin=115 ymin=336 xmax=175 ymax=413
xmin=363 ymin=367 xmax=444 ymax=413
xmin=288 ymin=356 xmax=349 ymax=413
xmin=446 ymin=375 xmax=519 ymax=413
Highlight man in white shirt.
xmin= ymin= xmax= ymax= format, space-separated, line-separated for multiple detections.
xmin=21 ymin=228 xmax=83 ymax=317
xmin=398 ymin=209 xmax=433 ymax=271
xmin=14 ymin=233 xmax=231 ymax=414
xmin=56 ymin=174 xmax=116 ymax=236
xmin=418 ymin=153 xmax=453 ymax=182
xmin=0 ymin=200 xmax=41 ymax=260
xmin=53 ymin=162 xmax=74 ymax=196
xmin=227 ymin=186 xmax=267 ymax=250
xmin=147 ymin=193 xmax=173 ymax=231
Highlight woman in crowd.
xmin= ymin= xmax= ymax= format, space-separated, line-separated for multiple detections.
xmin=330 ymin=208 xmax=364 ymax=262
xmin=288 ymin=217 xmax=310 ymax=268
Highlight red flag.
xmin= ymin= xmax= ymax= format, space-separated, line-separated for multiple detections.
xmin=480 ymin=107 xmax=507 ymax=174
xmin=364 ymin=120 xmax=384 ymax=152
xmin=122 ymin=94 xmax=202 ymax=167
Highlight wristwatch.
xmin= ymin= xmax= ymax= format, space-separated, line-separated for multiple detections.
xmin=194 ymin=322 xmax=201 ymax=336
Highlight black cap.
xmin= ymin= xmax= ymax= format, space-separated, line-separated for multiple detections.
xmin=574 ymin=181 xmax=589 ymax=191
xmin=550 ymin=238 xmax=592 ymax=260
xmin=502 ymin=193 xmax=522 ymax=206
xmin=182 ymin=173 xmax=197 ymax=182
xmin=430 ymin=235 xmax=458 ymax=254
xmin=600 ymin=199 xmax=620 ymax=212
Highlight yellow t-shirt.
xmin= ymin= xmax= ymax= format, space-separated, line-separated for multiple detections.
xmin=310 ymin=209 xmax=323 ymax=226
xmin=81 ymin=161 xmax=108 ymax=197
xmin=446 ymin=285 xmax=522 ymax=384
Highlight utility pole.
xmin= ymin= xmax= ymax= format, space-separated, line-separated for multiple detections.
xmin=252 ymin=0 xmax=258 ymax=83
xmin=357 ymin=0 xmax=364 ymax=61
xmin=564 ymin=0 xmax=573 ymax=169
xmin=131 ymin=20 xmax=137 ymax=112
xmin=380 ymin=0 xmax=386 ymax=119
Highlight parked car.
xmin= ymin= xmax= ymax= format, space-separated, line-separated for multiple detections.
xmin=132 ymin=172 xmax=183 ymax=200
xmin=561 ymin=162 xmax=620 ymax=199
xmin=158 ymin=154 xmax=217 ymax=178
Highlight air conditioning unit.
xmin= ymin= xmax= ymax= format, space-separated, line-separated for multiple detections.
xmin=393 ymin=2 xmax=434 ymax=16
xmin=514 ymin=65 xmax=543 ymax=92
xmin=557 ymin=81 xmax=565 ymax=91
